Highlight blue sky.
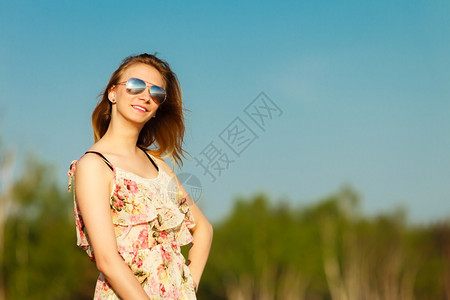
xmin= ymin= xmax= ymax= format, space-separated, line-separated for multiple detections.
xmin=1 ymin=0 xmax=449 ymax=223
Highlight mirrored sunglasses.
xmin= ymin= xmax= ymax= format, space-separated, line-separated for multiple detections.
xmin=117 ymin=77 xmax=167 ymax=105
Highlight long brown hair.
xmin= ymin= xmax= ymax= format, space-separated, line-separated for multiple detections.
xmin=92 ymin=53 xmax=186 ymax=167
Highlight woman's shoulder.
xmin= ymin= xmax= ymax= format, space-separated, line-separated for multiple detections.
xmin=68 ymin=149 xmax=114 ymax=192
xmin=77 ymin=140 xmax=116 ymax=168
xmin=77 ymin=152 xmax=104 ymax=166
xmin=75 ymin=150 xmax=114 ymax=176
xmin=149 ymin=154 xmax=176 ymax=178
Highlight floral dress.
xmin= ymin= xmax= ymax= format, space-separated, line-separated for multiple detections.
xmin=67 ymin=151 xmax=197 ymax=300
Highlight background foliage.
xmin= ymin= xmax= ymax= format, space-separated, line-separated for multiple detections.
xmin=1 ymin=148 xmax=449 ymax=299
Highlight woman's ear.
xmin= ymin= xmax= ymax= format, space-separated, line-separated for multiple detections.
xmin=108 ymin=88 xmax=116 ymax=103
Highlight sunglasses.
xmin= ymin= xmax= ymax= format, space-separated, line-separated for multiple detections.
xmin=117 ymin=77 xmax=167 ymax=104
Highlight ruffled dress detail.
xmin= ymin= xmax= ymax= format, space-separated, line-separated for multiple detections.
xmin=68 ymin=158 xmax=196 ymax=300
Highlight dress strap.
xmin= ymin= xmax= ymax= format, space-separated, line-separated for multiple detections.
xmin=84 ymin=151 xmax=114 ymax=171
xmin=138 ymin=146 xmax=159 ymax=171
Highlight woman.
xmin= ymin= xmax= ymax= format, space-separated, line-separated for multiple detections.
xmin=67 ymin=53 xmax=213 ymax=299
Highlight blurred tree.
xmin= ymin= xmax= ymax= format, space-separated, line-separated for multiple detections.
xmin=201 ymin=193 xmax=324 ymax=299
xmin=0 ymin=139 xmax=15 ymax=300
xmin=199 ymin=188 xmax=449 ymax=299
xmin=1 ymin=144 xmax=448 ymax=299
xmin=3 ymin=154 xmax=97 ymax=299
xmin=415 ymin=221 xmax=450 ymax=299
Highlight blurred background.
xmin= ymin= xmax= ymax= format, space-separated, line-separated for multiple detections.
xmin=0 ymin=0 xmax=449 ymax=299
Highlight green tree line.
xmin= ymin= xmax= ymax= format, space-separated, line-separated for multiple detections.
xmin=0 ymin=147 xmax=449 ymax=299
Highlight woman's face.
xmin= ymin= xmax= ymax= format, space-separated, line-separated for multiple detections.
xmin=109 ymin=63 xmax=165 ymax=126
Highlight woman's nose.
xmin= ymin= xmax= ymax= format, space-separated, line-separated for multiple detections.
xmin=139 ymin=87 xmax=151 ymax=102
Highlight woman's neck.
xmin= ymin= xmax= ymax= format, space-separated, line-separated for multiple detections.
xmin=100 ymin=117 xmax=144 ymax=155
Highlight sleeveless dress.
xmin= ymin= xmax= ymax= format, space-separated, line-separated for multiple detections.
xmin=67 ymin=149 xmax=197 ymax=300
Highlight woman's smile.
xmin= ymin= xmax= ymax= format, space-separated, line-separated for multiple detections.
xmin=132 ymin=105 xmax=148 ymax=113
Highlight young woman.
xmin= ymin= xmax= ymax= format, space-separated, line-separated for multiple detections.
xmin=68 ymin=53 xmax=213 ymax=299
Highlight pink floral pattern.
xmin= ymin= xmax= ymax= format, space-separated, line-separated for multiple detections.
xmin=68 ymin=158 xmax=196 ymax=299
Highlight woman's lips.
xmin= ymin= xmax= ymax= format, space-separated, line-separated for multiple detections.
xmin=132 ymin=105 xmax=148 ymax=112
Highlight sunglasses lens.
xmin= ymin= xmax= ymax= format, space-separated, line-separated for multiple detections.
xmin=126 ymin=78 xmax=146 ymax=94
xmin=150 ymin=86 xmax=167 ymax=104
xmin=124 ymin=78 xmax=166 ymax=104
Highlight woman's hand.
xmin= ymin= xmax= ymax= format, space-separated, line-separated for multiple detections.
xmin=156 ymin=158 xmax=213 ymax=291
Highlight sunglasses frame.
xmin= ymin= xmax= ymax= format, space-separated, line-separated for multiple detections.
xmin=116 ymin=77 xmax=167 ymax=105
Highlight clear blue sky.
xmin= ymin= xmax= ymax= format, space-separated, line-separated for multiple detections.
xmin=1 ymin=0 xmax=449 ymax=223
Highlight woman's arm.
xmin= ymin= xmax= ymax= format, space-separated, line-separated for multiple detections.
xmin=157 ymin=160 xmax=213 ymax=291
xmin=182 ymin=188 xmax=214 ymax=291
xmin=75 ymin=154 xmax=150 ymax=300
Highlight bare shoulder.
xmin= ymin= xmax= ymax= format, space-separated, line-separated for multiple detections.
xmin=75 ymin=152 xmax=113 ymax=181
xmin=152 ymin=156 xmax=176 ymax=177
